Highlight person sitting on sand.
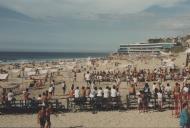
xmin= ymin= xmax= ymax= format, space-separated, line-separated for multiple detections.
xmin=37 ymin=107 xmax=46 ymax=128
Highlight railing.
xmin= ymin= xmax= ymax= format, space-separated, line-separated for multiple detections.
xmin=1 ymin=94 xmax=189 ymax=114
xmin=66 ymin=96 xmax=126 ymax=112
xmin=0 ymin=99 xmax=64 ymax=113
xmin=126 ymin=93 xmax=190 ymax=114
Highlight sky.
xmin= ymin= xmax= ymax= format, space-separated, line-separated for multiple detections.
xmin=0 ymin=0 xmax=190 ymax=52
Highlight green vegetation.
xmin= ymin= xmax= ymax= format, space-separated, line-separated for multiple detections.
xmin=165 ymin=46 xmax=186 ymax=53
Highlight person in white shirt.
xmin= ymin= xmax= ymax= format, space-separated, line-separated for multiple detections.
xmin=183 ymin=84 xmax=189 ymax=93
xmin=89 ymin=87 xmax=97 ymax=98
xmin=97 ymin=87 xmax=103 ymax=97
xmin=157 ymin=90 xmax=163 ymax=111
xmin=48 ymin=85 xmax=53 ymax=95
xmin=85 ymin=71 xmax=91 ymax=85
xmin=111 ymin=86 xmax=117 ymax=98
xmin=103 ymin=86 xmax=109 ymax=98
xmin=7 ymin=90 xmax=14 ymax=102
xmin=74 ymin=87 xmax=80 ymax=98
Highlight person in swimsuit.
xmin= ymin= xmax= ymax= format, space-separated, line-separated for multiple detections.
xmin=37 ymin=107 xmax=46 ymax=128
xmin=45 ymin=105 xmax=52 ymax=128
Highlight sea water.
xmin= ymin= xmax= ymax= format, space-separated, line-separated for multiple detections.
xmin=0 ymin=52 xmax=108 ymax=64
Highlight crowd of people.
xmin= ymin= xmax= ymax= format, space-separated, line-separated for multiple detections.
xmin=83 ymin=66 xmax=190 ymax=85
xmin=68 ymin=85 xmax=120 ymax=99
xmin=1 ymin=66 xmax=190 ymax=127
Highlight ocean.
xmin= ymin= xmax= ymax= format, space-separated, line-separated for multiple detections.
xmin=0 ymin=52 xmax=108 ymax=63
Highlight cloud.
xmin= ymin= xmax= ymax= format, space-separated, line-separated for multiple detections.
xmin=156 ymin=13 xmax=190 ymax=31
xmin=0 ymin=0 xmax=186 ymax=20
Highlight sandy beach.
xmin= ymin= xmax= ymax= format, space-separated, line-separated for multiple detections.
xmin=0 ymin=51 xmax=188 ymax=127
xmin=0 ymin=111 xmax=178 ymax=128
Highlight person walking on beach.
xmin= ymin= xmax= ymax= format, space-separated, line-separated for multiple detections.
xmin=37 ymin=107 xmax=46 ymax=128
xmin=45 ymin=105 xmax=52 ymax=128
xmin=180 ymin=103 xmax=190 ymax=128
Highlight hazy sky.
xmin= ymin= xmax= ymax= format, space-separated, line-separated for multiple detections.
xmin=0 ymin=0 xmax=190 ymax=52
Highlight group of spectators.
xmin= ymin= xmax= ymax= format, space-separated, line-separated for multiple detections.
xmin=68 ymin=85 xmax=120 ymax=99
xmin=83 ymin=66 xmax=190 ymax=86
xmin=0 ymin=88 xmax=30 ymax=106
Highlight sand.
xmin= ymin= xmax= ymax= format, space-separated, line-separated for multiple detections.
xmin=0 ymin=111 xmax=178 ymax=128
xmin=0 ymin=51 xmax=187 ymax=127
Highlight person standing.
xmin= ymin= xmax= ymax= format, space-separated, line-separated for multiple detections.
xmin=45 ymin=105 xmax=52 ymax=128
xmin=62 ymin=81 xmax=66 ymax=95
xmin=180 ymin=103 xmax=190 ymax=128
xmin=7 ymin=90 xmax=14 ymax=107
xmin=37 ymin=107 xmax=46 ymax=128
xmin=85 ymin=71 xmax=91 ymax=86
xmin=51 ymin=80 xmax=55 ymax=96
xmin=48 ymin=85 xmax=53 ymax=96
xmin=157 ymin=90 xmax=163 ymax=111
